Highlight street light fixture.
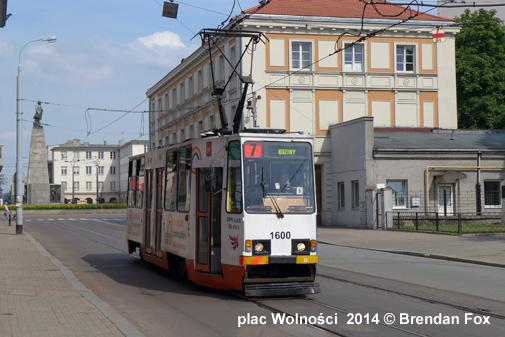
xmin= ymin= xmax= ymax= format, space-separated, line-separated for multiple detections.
xmin=93 ymin=159 xmax=100 ymax=203
xmin=16 ymin=36 xmax=57 ymax=235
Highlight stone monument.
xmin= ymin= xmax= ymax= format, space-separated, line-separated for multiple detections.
xmin=26 ymin=101 xmax=51 ymax=205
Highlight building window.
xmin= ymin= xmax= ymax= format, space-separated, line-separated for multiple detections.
xmin=62 ymin=181 xmax=67 ymax=192
xmin=352 ymin=180 xmax=359 ymax=208
xmin=86 ymin=166 xmax=92 ymax=175
xmin=144 ymin=145 xmax=149 ymax=153
xmin=484 ymin=181 xmax=501 ymax=207
xmin=86 ymin=151 xmax=92 ymax=159
xmin=396 ymin=45 xmax=415 ymax=72
xmin=98 ymin=166 xmax=104 ymax=175
xmin=387 ymin=180 xmax=407 ymax=208
xmin=98 ymin=152 xmax=104 ymax=159
xmin=86 ymin=181 xmax=92 ymax=191
xmin=98 ymin=182 xmax=104 ymax=190
xmin=61 ymin=151 xmax=67 ymax=160
xmin=111 ymin=181 xmax=116 ymax=191
xmin=73 ymin=151 xmax=79 ymax=160
xmin=291 ymin=42 xmax=312 ymax=70
xmin=61 ymin=166 xmax=67 ymax=175
xmin=110 ymin=166 xmax=116 ymax=175
xmin=344 ymin=43 xmax=364 ymax=71
xmin=110 ymin=151 xmax=116 ymax=159
xmin=338 ymin=182 xmax=345 ymax=209
xmin=73 ymin=166 xmax=79 ymax=175
xmin=73 ymin=181 xmax=79 ymax=191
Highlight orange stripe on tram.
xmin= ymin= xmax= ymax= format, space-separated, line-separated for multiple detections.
xmin=240 ymin=256 xmax=269 ymax=265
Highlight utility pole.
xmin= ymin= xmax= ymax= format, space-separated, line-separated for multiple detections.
xmin=94 ymin=159 xmax=100 ymax=203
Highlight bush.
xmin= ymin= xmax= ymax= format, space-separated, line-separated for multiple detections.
xmin=6 ymin=203 xmax=127 ymax=211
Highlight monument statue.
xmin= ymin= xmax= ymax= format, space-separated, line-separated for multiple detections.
xmin=33 ymin=101 xmax=43 ymax=127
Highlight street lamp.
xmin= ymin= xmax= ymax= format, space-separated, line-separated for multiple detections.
xmin=93 ymin=159 xmax=100 ymax=203
xmin=16 ymin=36 xmax=57 ymax=235
xmin=68 ymin=159 xmax=79 ymax=202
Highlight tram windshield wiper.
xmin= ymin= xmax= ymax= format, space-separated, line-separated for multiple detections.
xmin=260 ymin=167 xmax=284 ymax=218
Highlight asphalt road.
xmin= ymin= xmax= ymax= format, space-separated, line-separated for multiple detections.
xmin=24 ymin=215 xmax=505 ymax=337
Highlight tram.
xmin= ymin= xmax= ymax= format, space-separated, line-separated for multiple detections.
xmin=126 ymin=129 xmax=320 ymax=296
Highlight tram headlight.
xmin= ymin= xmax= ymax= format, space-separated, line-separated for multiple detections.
xmin=254 ymin=243 xmax=264 ymax=252
xmin=252 ymin=240 xmax=271 ymax=255
xmin=291 ymin=239 xmax=310 ymax=255
xmin=296 ymin=242 xmax=306 ymax=252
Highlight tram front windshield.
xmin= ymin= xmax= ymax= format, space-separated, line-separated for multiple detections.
xmin=243 ymin=141 xmax=315 ymax=214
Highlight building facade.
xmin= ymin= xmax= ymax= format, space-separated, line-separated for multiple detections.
xmin=330 ymin=117 xmax=505 ymax=228
xmin=146 ymin=0 xmax=459 ymax=226
xmin=51 ymin=139 xmax=120 ymax=203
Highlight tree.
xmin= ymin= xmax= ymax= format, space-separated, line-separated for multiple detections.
xmin=456 ymin=9 xmax=505 ymax=129
xmin=0 ymin=173 xmax=5 ymax=195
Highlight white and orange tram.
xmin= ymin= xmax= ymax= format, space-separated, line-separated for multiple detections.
xmin=126 ymin=129 xmax=320 ymax=296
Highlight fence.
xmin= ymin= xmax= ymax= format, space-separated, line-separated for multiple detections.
xmin=386 ymin=211 xmax=505 ymax=235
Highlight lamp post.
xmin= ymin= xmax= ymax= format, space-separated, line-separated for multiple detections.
xmin=93 ymin=159 xmax=100 ymax=203
xmin=16 ymin=36 xmax=56 ymax=235
xmin=68 ymin=159 xmax=79 ymax=202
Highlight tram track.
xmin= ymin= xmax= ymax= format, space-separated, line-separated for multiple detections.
xmin=316 ymin=272 xmax=505 ymax=321
xmin=231 ymin=291 xmax=429 ymax=337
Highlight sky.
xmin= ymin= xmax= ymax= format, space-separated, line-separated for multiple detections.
xmin=0 ymin=0 xmax=254 ymax=190
xmin=0 ymin=0 xmax=439 ymax=192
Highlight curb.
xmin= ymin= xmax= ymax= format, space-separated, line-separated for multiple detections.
xmin=318 ymin=241 xmax=505 ymax=269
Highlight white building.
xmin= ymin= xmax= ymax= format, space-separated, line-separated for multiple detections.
xmin=145 ymin=0 xmax=459 ymax=226
xmin=51 ymin=139 xmax=120 ymax=203
xmin=51 ymin=139 xmax=149 ymax=203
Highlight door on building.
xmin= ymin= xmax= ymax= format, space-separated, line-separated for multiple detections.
xmin=437 ymin=184 xmax=454 ymax=216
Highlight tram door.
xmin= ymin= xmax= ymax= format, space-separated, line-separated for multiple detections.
xmin=154 ymin=168 xmax=164 ymax=258
xmin=195 ymin=168 xmax=223 ymax=274
xmin=144 ymin=170 xmax=153 ymax=255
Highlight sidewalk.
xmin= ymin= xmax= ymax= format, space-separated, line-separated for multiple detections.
xmin=318 ymin=226 xmax=505 ymax=268
xmin=0 ymin=222 xmax=142 ymax=337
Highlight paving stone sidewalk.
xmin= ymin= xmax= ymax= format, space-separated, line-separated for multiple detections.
xmin=0 ymin=222 xmax=125 ymax=337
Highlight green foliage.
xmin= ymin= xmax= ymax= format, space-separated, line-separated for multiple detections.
xmin=456 ymin=9 xmax=505 ymax=129
xmin=0 ymin=173 xmax=5 ymax=195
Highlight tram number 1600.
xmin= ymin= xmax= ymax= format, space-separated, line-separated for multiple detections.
xmin=270 ymin=231 xmax=291 ymax=239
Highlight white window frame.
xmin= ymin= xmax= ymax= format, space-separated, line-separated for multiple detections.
xmin=86 ymin=166 xmax=92 ymax=175
xmin=61 ymin=166 xmax=67 ymax=176
xmin=86 ymin=181 xmax=92 ymax=191
xmin=395 ymin=44 xmax=416 ymax=72
xmin=73 ymin=166 xmax=80 ymax=176
xmin=338 ymin=182 xmax=345 ymax=209
xmin=352 ymin=180 xmax=360 ymax=209
xmin=86 ymin=151 xmax=92 ymax=159
xmin=98 ymin=152 xmax=104 ymax=159
xmin=98 ymin=166 xmax=104 ymax=175
xmin=484 ymin=180 xmax=501 ymax=208
xmin=387 ymin=180 xmax=408 ymax=209
xmin=344 ymin=43 xmax=364 ymax=71
xmin=290 ymin=40 xmax=313 ymax=71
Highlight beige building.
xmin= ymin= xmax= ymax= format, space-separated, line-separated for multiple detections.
xmin=146 ymin=0 xmax=459 ymax=226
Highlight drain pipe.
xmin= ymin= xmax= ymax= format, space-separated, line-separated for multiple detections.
xmin=476 ymin=153 xmax=482 ymax=215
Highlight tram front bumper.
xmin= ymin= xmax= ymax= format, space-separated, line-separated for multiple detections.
xmin=239 ymin=255 xmax=319 ymax=265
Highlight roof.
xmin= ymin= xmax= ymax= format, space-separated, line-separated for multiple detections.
xmin=243 ymin=0 xmax=452 ymax=22
xmin=374 ymin=129 xmax=505 ymax=151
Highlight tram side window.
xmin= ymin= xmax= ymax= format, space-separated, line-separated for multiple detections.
xmin=227 ymin=141 xmax=242 ymax=213
xmin=136 ymin=158 xmax=145 ymax=208
xmin=177 ymin=147 xmax=192 ymax=212
xmin=127 ymin=160 xmax=137 ymax=208
xmin=165 ymin=150 xmax=177 ymax=211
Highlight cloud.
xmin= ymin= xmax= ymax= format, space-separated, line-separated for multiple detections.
xmin=137 ymin=31 xmax=186 ymax=49
xmin=0 ymin=40 xmax=14 ymax=58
